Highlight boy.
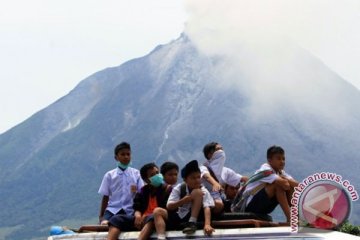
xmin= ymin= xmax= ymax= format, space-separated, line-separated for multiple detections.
xmin=242 ymin=145 xmax=298 ymax=223
xmin=108 ymin=163 xmax=172 ymax=240
xmin=98 ymin=142 xmax=144 ymax=226
xmin=165 ymin=160 xmax=215 ymax=235
xmin=160 ymin=161 xmax=179 ymax=186
xmin=201 ymin=142 xmax=248 ymax=214
xmin=223 ymin=184 xmax=240 ymax=212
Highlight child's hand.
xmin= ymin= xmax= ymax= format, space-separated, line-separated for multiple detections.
xmin=203 ymin=224 xmax=215 ymax=235
xmin=241 ymin=176 xmax=249 ymax=183
xmin=134 ymin=215 xmax=143 ymax=230
xmin=212 ymin=182 xmax=222 ymax=192
xmin=182 ymin=195 xmax=193 ymax=204
xmin=98 ymin=216 xmax=104 ymax=224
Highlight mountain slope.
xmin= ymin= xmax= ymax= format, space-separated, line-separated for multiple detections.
xmin=0 ymin=35 xmax=359 ymax=239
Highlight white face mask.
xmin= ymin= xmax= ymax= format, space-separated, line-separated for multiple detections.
xmin=208 ymin=150 xmax=226 ymax=180
xmin=210 ymin=150 xmax=226 ymax=162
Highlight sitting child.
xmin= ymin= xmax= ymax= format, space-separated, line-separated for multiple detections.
xmin=108 ymin=163 xmax=172 ymax=240
xmin=149 ymin=161 xmax=179 ymax=240
xmin=98 ymin=142 xmax=144 ymax=226
xmin=166 ymin=160 xmax=215 ymax=235
xmin=223 ymin=183 xmax=240 ymax=212
xmin=238 ymin=145 xmax=298 ymax=223
xmin=201 ymin=142 xmax=248 ymax=214
xmin=160 ymin=161 xmax=179 ymax=186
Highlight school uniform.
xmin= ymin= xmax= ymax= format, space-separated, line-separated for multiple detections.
xmin=200 ymin=165 xmax=222 ymax=200
xmin=244 ymin=163 xmax=293 ymax=214
xmin=166 ymin=183 xmax=215 ymax=229
xmin=98 ymin=167 xmax=144 ymax=222
xmin=221 ymin=167 xmax=243 ymax=187
xmin=200 ymin=165 xmax=243 ymax=199
xmin=109 ymin=184 xmax=172 ymax=229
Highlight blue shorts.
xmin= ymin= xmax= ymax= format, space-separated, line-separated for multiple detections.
xmin=245 ymin=188 xmax=278 ymax=214
xmin=108 ymin=213 xmax=136 ymax=231
xmin=103 ymin=209 xmax=127 ymax=221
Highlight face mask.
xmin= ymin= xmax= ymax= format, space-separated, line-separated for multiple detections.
xmin=149 ymin=173 xmax=164 ymax=187
xmin=210 ymin=150 xmax=226 ymax=163
xmin=117 ymin=161 xmax=131 ymax=170
xmin=208 ymin=150 xmax=226 ymax=180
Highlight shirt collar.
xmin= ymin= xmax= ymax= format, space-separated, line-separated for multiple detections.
xmin=117 ymin=167 xmax=129 ymax=175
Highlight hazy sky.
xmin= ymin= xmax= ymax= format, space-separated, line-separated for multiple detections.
xmin=1 ymin=0 xmax=360 ymax=134
xmin=0 ymin=0 xmax=186 ymax=133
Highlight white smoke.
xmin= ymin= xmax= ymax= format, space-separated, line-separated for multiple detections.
xmin=184 ymin=0 xmax=360 ymax=122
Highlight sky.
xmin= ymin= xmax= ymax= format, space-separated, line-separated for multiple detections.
xmin=0 ymin=0 xmax=186 ymax=133
xmin=1 ymin=0 xmax=360 ymax=134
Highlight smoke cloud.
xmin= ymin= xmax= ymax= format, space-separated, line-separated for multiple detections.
xmin=184 ymin=0 xmax=360 ymax=123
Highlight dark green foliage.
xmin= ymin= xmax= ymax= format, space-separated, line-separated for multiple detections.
xmin=338 ymin=221 xmax=360 ymax=236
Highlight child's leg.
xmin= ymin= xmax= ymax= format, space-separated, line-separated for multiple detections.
xmin=213 ymin=199 xmax=224 ymax=215
xmin=265 ymin=184 xmax=290 ymax=222
xmin=107 ymin=226 xmax=121 ymax=240
xmin=138 ymin=221 xmax=154 ymax=240
xmin=153 ymin=207 xmax=168 ymax=239
xmin=190 ymin=189 xmax=203 ymax=221
xmin=182 ymin=189 xmax=204 ymax=234
xmin=107 ymin=214 xmax=135 ymax=240
xmin=286 ymin=186 xmax=295 ymax=206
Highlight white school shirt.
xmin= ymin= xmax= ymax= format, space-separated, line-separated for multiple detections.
xmin=167 ymin=183 xmax=215 ymax=219
xmin=98 ymin=167 xmax=144 ymax=215
xmin=244 ymin=163 xmax=293 ymax=206
xmin=200 ymin=166 xmax=242 ymax=193
xmin=221 ymin=167 xmax=243 ymax=187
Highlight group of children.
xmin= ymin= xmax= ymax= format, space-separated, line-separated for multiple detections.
xmin=98 ymin=142 xmax=298 ymax=240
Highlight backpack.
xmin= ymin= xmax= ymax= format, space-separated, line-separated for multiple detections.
xmin=180 ymin=182 xmax=188 ymax=199
xmin=231 ymin=170 xmax=274 ymax=213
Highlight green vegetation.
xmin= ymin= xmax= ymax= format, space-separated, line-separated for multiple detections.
xmin=338 ymin=221 xmax=360 ymax=236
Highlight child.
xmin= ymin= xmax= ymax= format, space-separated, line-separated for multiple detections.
xmin=201 ymin=142 xmax=248 ymax=214
xmin=98 ymin=142 xmax=144 ymax=226
xmin=166 ymin=160 xmax=215 ymax=235
xmin=108 ymin=163 xmax=172 ymax=240
xmin=223 ymin=184 xmax=240 ymax=212
xmin=241 ymin=145 xmax=298 ymax=223
xmin=160 ymin=161 xmax=179 ymax=186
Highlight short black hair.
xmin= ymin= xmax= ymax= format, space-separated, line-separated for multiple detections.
xmin=140 ymin=162 xmax=158 ymax=181
xmin=114 ymin=142 xmax=131 ymax=156
xmin=203 ymin=142 xmax=219 ymax=160
xmin=181 ymin=160 xmax=201 ymax=179
xmin=267 ymin=145 xmax=285 ymax=159
xmin=160 ymin=161 xmax=179 ymax=175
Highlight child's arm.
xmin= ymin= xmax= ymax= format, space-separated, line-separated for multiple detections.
xmin=279 ymin=172 xmax=299 ymax=188
xmin=167 ymin=195 xmax=193 ymax=211
xmin=287 ymin=177 xmax=299 ymax=188
xmin=274 ymin=176 xmax=291 ymax=190
xmin=99 ymin=195 xmax=109 ymax=224
xmin=203 ymin=207 xmax=215 ymax=235
xmin=203 ymin=172 xmax=222 ymax=192
xmin=133 ymin=210 xmax=143 ymax=230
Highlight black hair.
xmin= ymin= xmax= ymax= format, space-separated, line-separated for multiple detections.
xmin=140 ymin=162 xmax=158 ymax=181
xmin=203 ymin=142 xmax=219 ymax=160
xmin=160 ymin=161 xmax=179 ymax=175
xmin=267 ymin=145 xmax=285 ymax=159
xmin=114 ymin=142 xmax=131 ymax=156
xmin=181 ymin=160 xmax=201 ymax=179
